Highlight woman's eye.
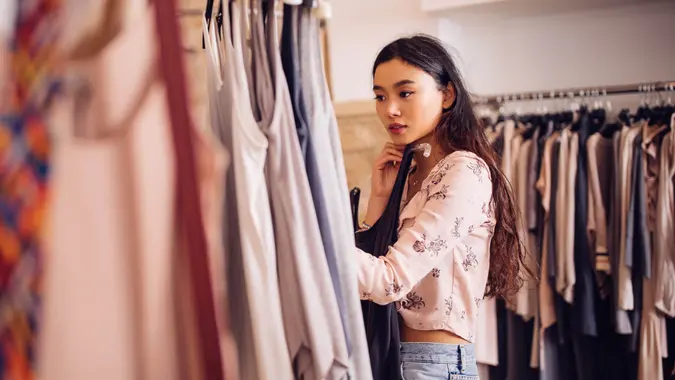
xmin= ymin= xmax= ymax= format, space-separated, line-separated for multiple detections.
xmin=373 ymin=95 xmax=385 ymax=101
xmin=400 ymin=91 xmax=413 ymax=98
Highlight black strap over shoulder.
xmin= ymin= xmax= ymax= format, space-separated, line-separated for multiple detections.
xmin=356 ymin=144 xmax=414 ymax=380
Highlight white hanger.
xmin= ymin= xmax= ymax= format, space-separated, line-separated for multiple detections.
xmin=316 ymin=0 xmax=332 ymax=20
xmin=283 ymin=0 xmax=303 ymax=5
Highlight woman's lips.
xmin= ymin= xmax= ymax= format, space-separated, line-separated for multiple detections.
xmin=388 ymin=123 xmax=407 ymax=135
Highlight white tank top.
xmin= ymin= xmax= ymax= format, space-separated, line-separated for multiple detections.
xmin=218 ymin=3 xmax=294 ymax=380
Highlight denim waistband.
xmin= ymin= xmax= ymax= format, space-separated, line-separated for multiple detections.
xmin=400 ymin=342 xmax=476 ymax=364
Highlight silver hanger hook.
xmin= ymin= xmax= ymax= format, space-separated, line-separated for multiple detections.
xmin=639 ymin=84 xmax=646 ymax=106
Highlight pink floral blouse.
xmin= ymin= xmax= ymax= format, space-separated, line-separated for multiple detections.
xmin=357 ymin=151 xmax=495 ymax=343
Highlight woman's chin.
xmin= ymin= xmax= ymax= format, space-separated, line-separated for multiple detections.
xmin=388 ymin=132 xmax=416 ymax=146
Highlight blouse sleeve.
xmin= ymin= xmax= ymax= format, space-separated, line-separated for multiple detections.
xmin=357 ymin=153 xmax=494 ymax=305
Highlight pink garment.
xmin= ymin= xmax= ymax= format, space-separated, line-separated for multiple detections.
xmin=357 ymin=151 xmax=495 ymax=343
xmin=41 ymin=4 xmax=232 ymax=379
xmin=42 ymin=7 xmax=180 ymax=378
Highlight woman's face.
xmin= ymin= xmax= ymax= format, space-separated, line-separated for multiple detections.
xmin=373 ymin=58 xmax=453 ymax=146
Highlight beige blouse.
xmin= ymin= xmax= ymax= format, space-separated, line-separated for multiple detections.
xmin=357 ymin=151 xmax=495 ymax=343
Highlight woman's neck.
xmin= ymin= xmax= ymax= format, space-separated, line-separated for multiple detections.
xmin=412 ymin=136 xmax=447 ymax=174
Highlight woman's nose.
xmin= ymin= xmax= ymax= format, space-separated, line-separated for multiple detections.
xmin=386 ymin=100 xmax=401 ymax=118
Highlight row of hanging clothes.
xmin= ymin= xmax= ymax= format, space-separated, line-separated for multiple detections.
xmin=0 ymin=0 xmax=369 ymax=379
xmin=200 ymin=0 xmax=372 ymax=379
xmin=472 ymin=91 xmax=675 ymax=380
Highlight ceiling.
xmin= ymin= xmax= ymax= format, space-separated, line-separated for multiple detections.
xmin=422 ymin=0 xmax=673 ymax=19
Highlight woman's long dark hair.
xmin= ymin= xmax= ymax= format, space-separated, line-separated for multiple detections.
xmin=373 ymin=34 xmax=532 ymax=299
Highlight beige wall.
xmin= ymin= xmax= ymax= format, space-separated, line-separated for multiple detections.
xmin=334 ymin=101 xmax=385 ymax=221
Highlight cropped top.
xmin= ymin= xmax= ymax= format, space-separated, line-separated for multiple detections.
xmin=357 ymin=151 xmax=495 ymax=343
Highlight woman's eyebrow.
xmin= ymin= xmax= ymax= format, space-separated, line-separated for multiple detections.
xmin=372 ymin=79 xmax=416 ymax=91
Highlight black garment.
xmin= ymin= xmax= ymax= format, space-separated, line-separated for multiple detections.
xmin=625 ymin=133 xmax=649 ymax=354
xmin=506 ymin=311 xmax=538 ymax=380
xmin=664 ymin=316 xmax=675 ymax=378
xmin=355 ymin=145 xmax=415 ymax=380
xmin=541 ymin=325 xmax=562 ymax=380
xmin=595 ymin=295 xmax=631 ymax=380
xmin=548 ymin=139 xmax=578 ymax=379
xmin=572 ymin=114 xmax=599 ymax=338
xmin=489 ymin=299 xmax=508 ymax=380
xmin=570 ymin=116 xmax=600 ymax=380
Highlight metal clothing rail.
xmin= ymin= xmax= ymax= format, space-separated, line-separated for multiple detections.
xmin=177 ymin=7 xmax=284 ymax=17
xmin=177 ymin=4 xmax=335 ymax=98
xmin=474 ymin=80 xmax=675 ymax=107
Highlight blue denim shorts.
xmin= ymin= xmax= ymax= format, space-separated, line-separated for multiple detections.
xmin=400 ymin=342 xmax=479 ymax=380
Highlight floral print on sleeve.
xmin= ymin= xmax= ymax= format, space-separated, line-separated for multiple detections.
xmin=385 ymin=280 xmax=403 ymax=296
xmin=452 ymin=217 xmax=464 ymax=238
xmin=428 ymin=184 xmax=449 ymax=201
xmin=461 ymin=245 xmax=478 ymax=271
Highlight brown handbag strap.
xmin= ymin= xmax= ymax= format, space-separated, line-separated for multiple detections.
xmin=152 ymin=1 xmax=224 ymax=379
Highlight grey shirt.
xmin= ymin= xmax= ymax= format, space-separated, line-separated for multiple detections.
xmin=299 ymin=8 xmax=373 ymax=380
xmin=203 ymin=13 xmax=261 ymax=380
xmin=253 ymin=5 xmax=350 ymax=380
xmin=284 ymin=4 xmax=351 ymax=356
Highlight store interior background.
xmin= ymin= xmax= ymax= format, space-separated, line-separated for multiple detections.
xmin=179 ymin=0 xmax=675 ymax=220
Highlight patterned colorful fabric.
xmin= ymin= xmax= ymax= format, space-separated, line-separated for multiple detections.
xmin=1 ymin=0 xmax=61 ymax=378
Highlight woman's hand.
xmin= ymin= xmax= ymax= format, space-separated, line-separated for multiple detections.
xmin=371 ymin=143 xmax=405 ymax=198
xmin=363 ymin=143 xmax=405 ymax=226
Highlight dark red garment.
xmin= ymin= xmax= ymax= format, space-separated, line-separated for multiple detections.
xmin=152 ymin=1 xmax=224 ymax=379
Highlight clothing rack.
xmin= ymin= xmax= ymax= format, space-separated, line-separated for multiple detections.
xmin=475 ymin=80 xmax=675 ymax=108
xmin=178 ymin=3 xmax=335 ymax=98
xmin=177 ymin=7 xmax=284 ymax=18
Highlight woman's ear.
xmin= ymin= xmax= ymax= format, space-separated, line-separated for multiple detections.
xmin=442 ymin=83 xmax=456 ymax=110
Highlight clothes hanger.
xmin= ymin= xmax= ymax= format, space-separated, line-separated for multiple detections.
xmin=634 ymin=85 xmax=652 ymax=122
xmin=521 ymin=115 xmax=539 ymax=140
xmin=350 ymin=187 xmax=361 ymax=232
xmin=571 ymin=103 xmax=589 ymax=132
xmin=618 ymin=108 xmax=632 ymax=125
xmin=316 ymin=0 xmax=332 ymax=19
xmin=203 ymin=0 xmax=215 ymax=48
xmin=215 ymin=0 xmax=224 ymax=38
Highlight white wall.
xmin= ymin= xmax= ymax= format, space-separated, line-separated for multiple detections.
xmin=329 ymin=1 xmax=675 ymax=103
xmin=328 ymin=0 xmax=440 ymax=102
xmin=438 ymin=1 xmax=675 ymax=96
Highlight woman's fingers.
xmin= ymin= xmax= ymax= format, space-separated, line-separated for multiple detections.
xmin=384 ymin=149 xmax=403 ymax=161
xmin=380 ymin=144 xmax=403 ymax=161
xmin=384 ymin=142 xmax=406 ymax=152
xmin=375 ymin=152 xmax=403 ymax=169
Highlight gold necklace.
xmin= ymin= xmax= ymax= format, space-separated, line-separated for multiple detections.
xmin=409 ymin=171 xmax=422 ymax=188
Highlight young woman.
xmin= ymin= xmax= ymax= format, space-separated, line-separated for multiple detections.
xmin=356 ymin=35 xmax=528 ymax=379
